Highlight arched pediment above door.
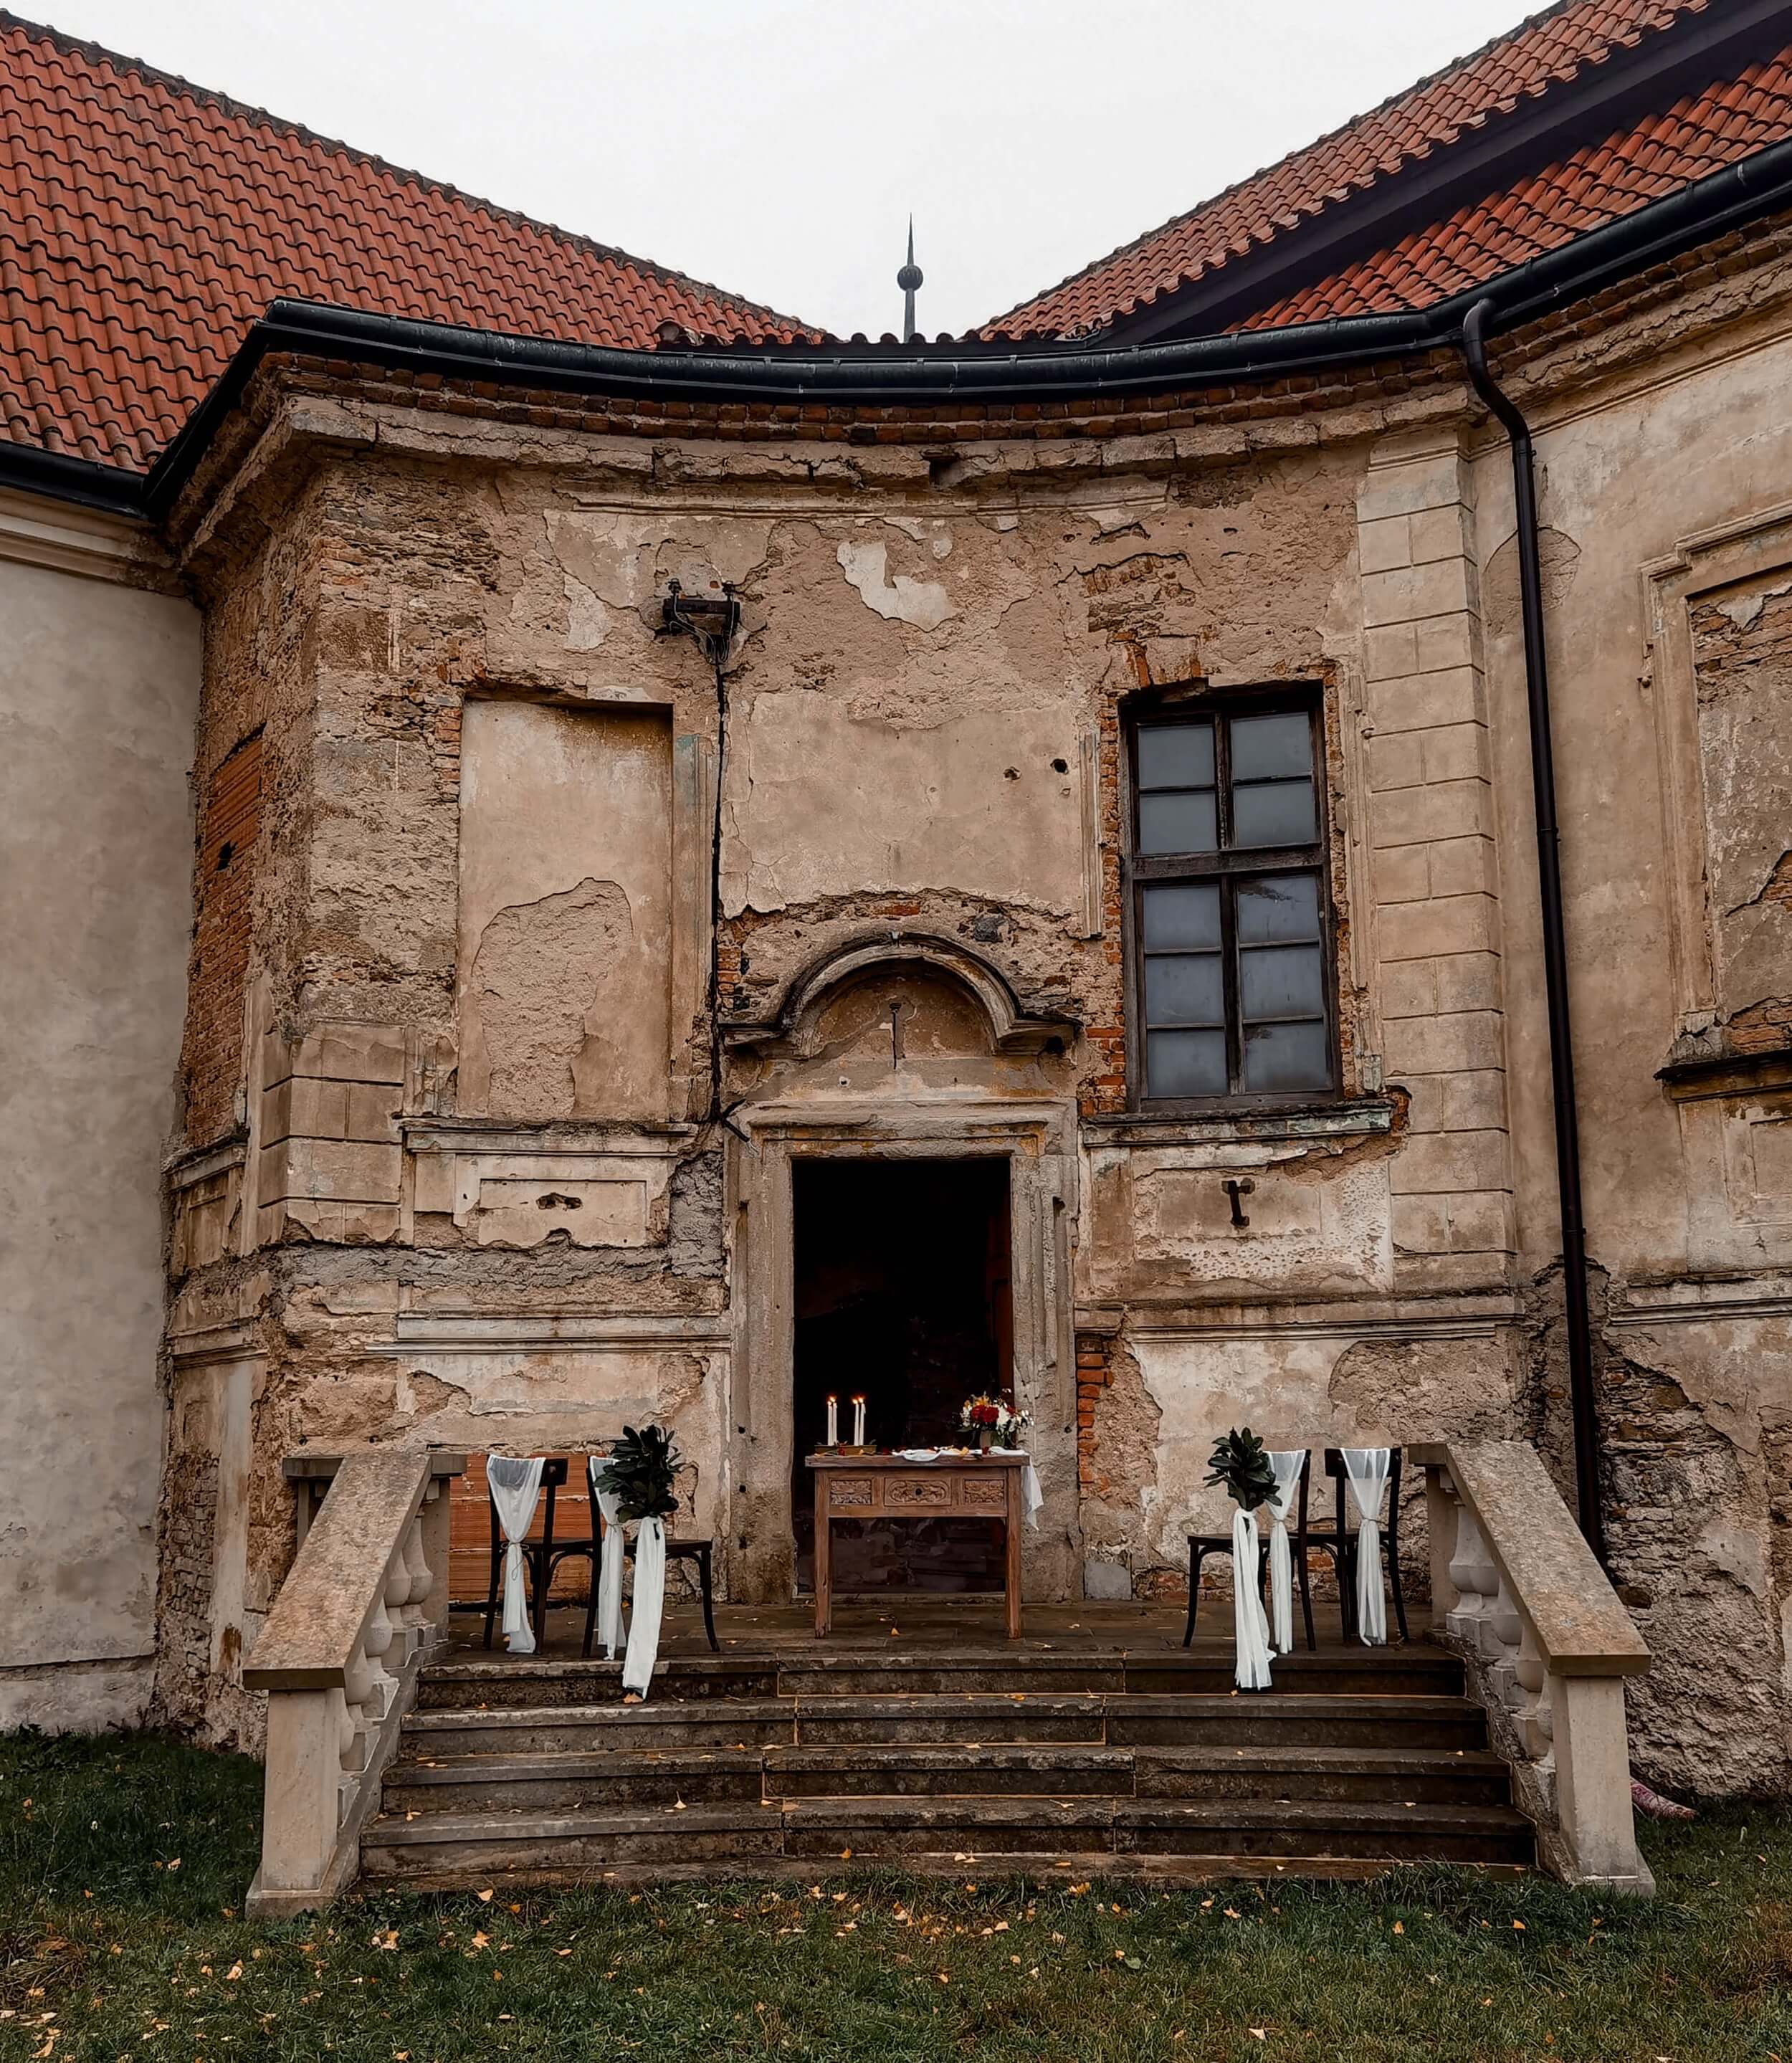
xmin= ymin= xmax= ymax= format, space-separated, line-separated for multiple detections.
xmin=722 ymin=932 xmax=1080 ymax=1064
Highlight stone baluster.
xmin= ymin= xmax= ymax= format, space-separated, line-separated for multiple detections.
xmin=400 ymin=1512 xmax=432 ymax=1642
xmin=248 ymin=1448 xmax=467 ymax=1917
xmin=1413 ymin=1444 xmax=1651 ymax=1895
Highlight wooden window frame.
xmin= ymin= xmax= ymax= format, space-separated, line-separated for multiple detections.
xmin=1121 ymin=685 xmax=1341 ymax=1114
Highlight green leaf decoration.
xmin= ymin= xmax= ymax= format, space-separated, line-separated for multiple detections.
xmin=594 ymin=1424 xmax=680 ymax=1525
xmin=1204 ymin=1426 xmax=1277 ymax=1512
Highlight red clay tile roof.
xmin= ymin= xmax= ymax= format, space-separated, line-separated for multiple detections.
xmin=991 ymin=0 xmax=1721 ymax=338
xmin=1242 ymin=47 xmax=1792 ymax=325
xmin=0 ymin=12 xmax=813 ymax=471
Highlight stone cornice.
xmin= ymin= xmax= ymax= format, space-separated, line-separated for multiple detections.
xmin=0 ymin=484 xmax=173 ymax=587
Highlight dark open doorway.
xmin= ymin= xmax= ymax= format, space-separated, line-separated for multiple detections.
xmin=791 ymin=1157 xmax=1012 ymax=1594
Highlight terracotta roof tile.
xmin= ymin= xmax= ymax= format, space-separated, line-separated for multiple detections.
xmin=1243 ymin=49 xmax=1792 ymax=324
xmin=0 ymin=11 xmax=813 ymax=470
xmin=991 ymin=0 xmax=1717 ymax=337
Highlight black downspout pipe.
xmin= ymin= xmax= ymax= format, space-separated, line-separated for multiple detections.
xmin=1460 ymin=298 xmax=1606 ymax=1563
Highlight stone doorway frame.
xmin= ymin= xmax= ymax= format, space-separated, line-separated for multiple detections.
xmin=727 ymin=1097 xmax=1080 ymax=1605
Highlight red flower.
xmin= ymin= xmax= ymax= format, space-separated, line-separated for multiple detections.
xmin=970 ymin=1401 xmax=1000 ymax=1426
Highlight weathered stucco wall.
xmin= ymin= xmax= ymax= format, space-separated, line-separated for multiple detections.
xmin=0 ymin=535 xmax=200 ymax=1730
xmin=143 ymin=231 xmax=1792 ymax=1796
xmin=1472 ymin=311 xmax=1792 ymax=1794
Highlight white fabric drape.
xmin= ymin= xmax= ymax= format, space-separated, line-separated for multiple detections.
xmin=588 ymin=1457 xmax=626 ymax=1659
xmin=991 ymin=1449 xmax=1045 ymax=1530
xmin=485 ymin=1456 xmax=545 ymax=1656
xmin=1230 ymin=1507 xmax=1274 ymax=1690
xmin=621 ymin=1514 xmax=667 ymax=1697
xmin=1264 ymin=1449 xmax=1307 ymax=1656
xmin=1340 ymin=1447 xmax=1393 ymax=1647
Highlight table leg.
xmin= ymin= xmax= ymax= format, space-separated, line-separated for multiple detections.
xmin=1004 ymin=1472 xmax=1022 ymax=1640
xmin=814 ymin=1480 xmax=831 ymax=1638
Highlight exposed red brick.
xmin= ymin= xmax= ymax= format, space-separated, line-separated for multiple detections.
xmin=180 ymin=730 xmax=261 ymax=1145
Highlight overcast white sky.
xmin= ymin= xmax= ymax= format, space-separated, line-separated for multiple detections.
xmin=45 ymin=1 xmax=1537 ymax=336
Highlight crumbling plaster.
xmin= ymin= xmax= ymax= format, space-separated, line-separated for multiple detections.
xmin=1472 ymin=313 xmax=1792 ymax=1791
xmin=144 ymin=241 xmax=1792 ymax=1789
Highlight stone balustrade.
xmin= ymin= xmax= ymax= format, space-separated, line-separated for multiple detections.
xmin=242 ymin=1445 xmax=464 ymax=1916
xmin=1412 ymin=1441 xmax=1653 ymax=1894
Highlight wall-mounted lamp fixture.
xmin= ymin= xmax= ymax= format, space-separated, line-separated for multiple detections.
xmin=659 ymin=578 xmax=740 ymax=667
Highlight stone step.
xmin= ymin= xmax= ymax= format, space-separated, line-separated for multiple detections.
xmin=363 ymin=1804 xmax=782 ymax=1879
xmin=384 ymin=1740 xmax=1510 ymax=1816
xmin=776 ymin=1798 xmax=1533 ymax=1865
xmin=414 ymin=1646 xmax=1463 ymax=1712
xmin=789 ymin=1695 xmax=1109 ymax=1745
xmin=361 ymin=1793 xmax=1533 ymax=1885
xmin=1123 ymin=1652 xmax=1463 ymax=1699
xmin=1126 ymin=1746 xmax=1511 ymax=1806
xmin=763 ymin=1744 xmax=1512 ymax=1806
xmin=1104 ymin=1695 xmax=1488 ymax=1752
xmin=386 ymin=1750 xmax=768 ymax=1814
xmin=416 ymin=1657 xmax=781 ymax=1712
xmin=404 ymin=1700 xmax=802 ymax=1758
xmin=401 ymin=1689 xmax=1487 ymax=1759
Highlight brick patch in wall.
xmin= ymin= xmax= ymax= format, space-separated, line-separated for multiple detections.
xmin=179 ymin=730 xmax=262 ymax=1145
xmin=1076 ymin=1333 xmax=1111 ymax=1495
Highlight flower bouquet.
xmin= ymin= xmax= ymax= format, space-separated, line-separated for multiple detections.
xmin=959 ymin=1393 xmax=1027 ymax=1453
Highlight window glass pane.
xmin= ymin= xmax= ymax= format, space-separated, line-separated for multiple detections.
xmin=1239 ymin=943 xmax=1325 ymax=1021
xmin=1236 ymin=871 xmax=1320 ymax=944
xmin=1242 ymin=1020 xmax=1331 ymax=1093
xmin=1139 ymin=789 xmax=1217 ymax=854
xmin=1230 ymin=710 xmax=1312 ymax=781
xmin=1147 ymin=1028 xmax=1227 ymax=1097
xmin=1144 ymin=952 xmax=1224 ymax=1026
xmin=1142 ymin=881 xmax=1221 ymax=950
xmin=1138 ymin=721 xmax=1214 ymax=790
xmin=1232 ymin=777 xmax=1315 ymax=847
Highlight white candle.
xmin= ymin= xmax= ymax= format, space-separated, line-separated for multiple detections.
xmin=826 ymin=1395 xmax=838 ymax=1447
xmin=852 ymin=1395 xmax=866 ymax=1447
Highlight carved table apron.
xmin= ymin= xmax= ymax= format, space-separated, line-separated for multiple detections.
xmin=804 ymin=1452 xmax=1027 ymax=1639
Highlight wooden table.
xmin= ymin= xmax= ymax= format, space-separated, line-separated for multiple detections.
xmin=806 ymin=1452 xmax=1029 ymax=1639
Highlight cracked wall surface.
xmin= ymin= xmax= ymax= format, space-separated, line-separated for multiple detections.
xmin=120 ymin=239 xmax=1792 ymax=1793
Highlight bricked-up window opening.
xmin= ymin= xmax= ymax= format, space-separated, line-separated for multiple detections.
xmin=1125 ymin=693 xmax=1336 ymax=1106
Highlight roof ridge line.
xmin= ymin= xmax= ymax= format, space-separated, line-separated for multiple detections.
xmin=0 ymin=7 xmax=811 ymax=333
xmin=984 ymin=0 xmax=1696 ymax=330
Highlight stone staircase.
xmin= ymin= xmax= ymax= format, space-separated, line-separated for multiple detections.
xmin=359 ymin=1639 xmax=1535 ymax=1888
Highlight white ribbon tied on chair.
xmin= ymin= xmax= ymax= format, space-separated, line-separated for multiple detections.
xmin=588 ymin=1457 xmax=626 ymax=1660
xmin=1230 ymin=1507 xmax=1274 ymax=1690
xmin=485 ymin=1456 xmax=545 ymax=1656
xmin=621 ymin=1514 xmax=667 ymax=1697
xmin=1340 ymin=1447 xmax=1392 ymax=1647
xmin=1264 ymin=1450 xmax=1306 ymax=1657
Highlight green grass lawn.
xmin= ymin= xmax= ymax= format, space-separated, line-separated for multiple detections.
xmin=2 ymin=1731 xmax=1789 ymax=2062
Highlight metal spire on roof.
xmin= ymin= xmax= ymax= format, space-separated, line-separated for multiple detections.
xmin=897 ymin=217 xmax=923 ymax=343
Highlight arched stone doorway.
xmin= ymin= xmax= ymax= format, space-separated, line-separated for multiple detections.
xmin=724 ymin=935 xmax=1082 ymax=1604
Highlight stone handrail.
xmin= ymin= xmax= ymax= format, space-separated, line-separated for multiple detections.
xmin=1411 ymin=1441 xmax=1652 ymax=1894
xmin=243 ymin=1445 xmax=464 ymax=1916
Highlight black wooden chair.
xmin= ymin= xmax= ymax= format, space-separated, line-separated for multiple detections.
xmin=480 ymin=1455 xmax=570 ymax=1651
xmin=577 ymin=1462 xmax=718 ymax=1657
xmin=1321 ymin=1447 xmax=1409 ymax=1642
xmin=1183 ymin=1450 xmax=1359 ymax=1651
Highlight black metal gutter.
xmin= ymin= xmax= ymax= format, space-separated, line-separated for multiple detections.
xmin=1461 ymin=298 xmax=1605 ymax=1564
xmin=4 ymin=133 xmax=1792 ymax=523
